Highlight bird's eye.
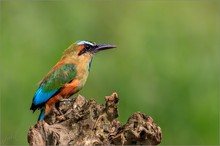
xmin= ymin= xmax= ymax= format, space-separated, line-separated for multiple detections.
xmin=78 ymin=45 xmax=92 ymax=56
xmin=85 ymin=45 xmax=91 ymax=50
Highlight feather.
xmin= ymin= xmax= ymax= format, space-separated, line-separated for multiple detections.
xmin=30 ymin=64 xmax=77 ymax=112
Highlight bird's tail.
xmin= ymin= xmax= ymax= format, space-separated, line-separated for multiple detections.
xmin=30 ymin=103 xmax=38 ymax=113
xmin=38 ymin=107 xmax=45 ymax=121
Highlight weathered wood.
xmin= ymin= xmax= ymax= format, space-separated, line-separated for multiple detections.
xmin=28 ymin=92 xmax=162 ymax=145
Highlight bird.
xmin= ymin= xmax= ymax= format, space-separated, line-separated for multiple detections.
xmin=30 ymin=40 xmax=116 ymax=121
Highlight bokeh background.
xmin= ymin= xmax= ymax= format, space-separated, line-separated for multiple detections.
xmin=1 ymin=0 xmax=219 ymax=145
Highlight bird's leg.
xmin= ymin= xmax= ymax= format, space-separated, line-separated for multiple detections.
xmin=55 ymin=98 xmax=75 ymax=115
xmin=55 ymin=101 xmax=63 ymax=115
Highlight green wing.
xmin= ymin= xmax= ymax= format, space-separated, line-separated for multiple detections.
xmin=41 ymin=64 xmax=77 ymax=92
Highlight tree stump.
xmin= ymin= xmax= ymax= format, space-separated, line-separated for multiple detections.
xmin=27 ymin=92 xmax=162 ymax=145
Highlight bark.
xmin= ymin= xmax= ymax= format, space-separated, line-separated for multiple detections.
xmin=28 ymin=92 xmax=162 ymax=145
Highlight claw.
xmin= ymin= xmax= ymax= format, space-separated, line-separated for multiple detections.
xmin=55 ymin=102 xmax=64 ymax=115
xmin=59 ymin=98 xmax=75 ymax=102
xmin=55 ymin=98 xmax=75 ymax=115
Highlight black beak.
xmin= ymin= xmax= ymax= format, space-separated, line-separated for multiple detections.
xmin=94 ymin=44 xmax=116 ymax=53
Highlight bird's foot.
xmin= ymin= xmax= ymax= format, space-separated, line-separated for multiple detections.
xmin=55 ymin=102 xmax=64 ymax=115
xmin=59 ymin=98 xmax=75 ymax=103
xmin=55 ymin=98 xmax=75 ymax=116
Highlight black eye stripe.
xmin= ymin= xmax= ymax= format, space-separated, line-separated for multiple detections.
xmin=85 ymin=45 xmax=90 ymax=50
xmin=85 ymin=44 xmax=95 ymax=51
xmin=78 ymin=45 xmax=94 ymax=56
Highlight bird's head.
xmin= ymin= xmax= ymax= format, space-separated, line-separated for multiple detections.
xmin=76 ymin=41 xmax=116 ymax=56
xmin=62 ymin=40 xmax=116 ymax=60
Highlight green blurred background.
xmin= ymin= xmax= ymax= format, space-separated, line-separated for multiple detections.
xmin=1 ymin=0 xmax=219 ymax=145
